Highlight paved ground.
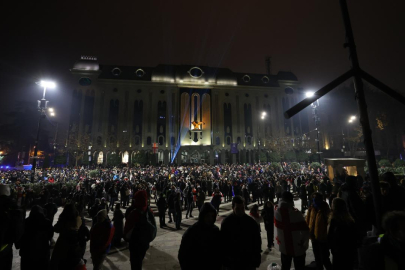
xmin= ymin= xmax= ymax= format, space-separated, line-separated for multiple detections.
xmin=12 ymin=197 xmax=314 ymax=270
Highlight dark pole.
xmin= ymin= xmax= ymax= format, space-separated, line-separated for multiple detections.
xmin=339 ymin=0 xmax=382 ymax=232
xmin=316 ymin=127 xmax=321 ymax=163
xmin=32 ymin=112 xmax=43 ymax=170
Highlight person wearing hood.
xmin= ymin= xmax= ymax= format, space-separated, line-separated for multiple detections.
xmin=18 ymin=205 xmax=54 ymax=269
xmin=178 ymin=202 xmax=221 ymax=270
xmin=221 ymin=195 xmax=262 ymax=270
xmin=306 ymin=192 xmax=332 ymax=270
xmin=90 ymin=209 xmax=115 ymax=270
xmin=275 ymin=192 xmax=309 ymax=270
xmin=125 ymin=190 xmax=157 ymax=270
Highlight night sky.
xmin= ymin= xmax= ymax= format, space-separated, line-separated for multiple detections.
xmin=1 ymin=0 xmax=404 ymax=137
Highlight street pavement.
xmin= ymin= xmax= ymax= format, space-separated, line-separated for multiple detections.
xmin=12 ymin=196 xmax=315 ymax=270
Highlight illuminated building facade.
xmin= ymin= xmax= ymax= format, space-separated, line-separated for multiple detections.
xmin=68 ymin=56 xmax=315 ymax=165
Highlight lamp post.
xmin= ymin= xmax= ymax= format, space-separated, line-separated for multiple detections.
xmin=306 ymin=91 xmax=321 ymax=163
xmin=32 ymin=80 xmax=56 ymax=170
xmin=258 ymin=111 xmax=266 ymax=163
xmin=346 ymin=115 xmax=357 ymax=157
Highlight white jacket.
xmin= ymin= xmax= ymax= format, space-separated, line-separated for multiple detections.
xmin=274 ymin=199 xmax=309 ymax=256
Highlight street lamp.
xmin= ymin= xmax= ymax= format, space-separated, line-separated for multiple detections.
xmin=32 ymin=80 xmax=56 ymax=170
xmin=306 ymin=91 xmax=321 ymax=163
xmin=305 ymin=91 xmax=315 ymax=98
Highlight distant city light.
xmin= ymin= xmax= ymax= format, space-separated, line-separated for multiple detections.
xmin=350 ymin=116 xmax=356 ymax=120
xmin=262 ymin=111 xmax=266 ymax=116
xmin=48 ymin=108 xmax=54 ymax=112
xmin=50 ymin=112 xmax=55 ymax=117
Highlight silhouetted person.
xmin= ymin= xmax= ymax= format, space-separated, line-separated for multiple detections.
xmin=221 ymin=196 xmax=261 ymax=270
xmin=327 ymin=198 xmax=357 ymax=270
xmin=363 ymin=211 xmax=405 ymax=270
xmin=178 ymin=203 xmax=221 ymax=270
xmin=19 ymin=205 xmax=54 ymax=270
xmin=90 ymin=209 xmax=115 ymax=270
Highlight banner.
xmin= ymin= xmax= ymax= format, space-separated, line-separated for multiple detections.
xmin=230 ymin=143 xmax=238 ymax=154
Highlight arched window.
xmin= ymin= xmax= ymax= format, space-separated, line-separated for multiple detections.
xmin=146 ymin=136 xmax=152 ymax=145
xmin=171 ymin=137 xmax=175 ymax=146
xmin=158 ymin=136 xmax=164 ymax=145
xmin=134 ymin=136 xmax=140 ymax=145
xmin=216 ymin=137 xmax=220 ymax=145
xmin=97 ymin=136 xmax=102 ymax=146
xmin=97 ymin=152 xmax=103 ymax=164
xmin=226 ymin=136 xmax=231 ymax=145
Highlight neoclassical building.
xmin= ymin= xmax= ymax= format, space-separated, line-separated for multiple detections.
xmin=68 ymin=56 xmax=317 ymax=165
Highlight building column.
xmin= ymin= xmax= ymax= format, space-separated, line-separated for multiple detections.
xmin=221 ymin=149 xmax=226 ymax=164
xmin=164 ymin=150 xmax=169 ymax=164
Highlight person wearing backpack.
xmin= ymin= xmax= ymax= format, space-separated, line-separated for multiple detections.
xmin=18 ymin=205 xmax=54 ymax=270
xmin=125 ymin=190 xmax=157 ymax=270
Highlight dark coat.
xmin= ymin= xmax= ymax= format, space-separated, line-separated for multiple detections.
xmin=19 ymin=213 xmax=54 ymax=260
xmin=221 ymin=213 xmax=262 ymax=269
xmin=261 ymin=203 xmax=274 ymax=231
xmin=178 ymin=222 xmax=221 ymax=270
xmin=363 ymin=235 xmax=405 ymax=270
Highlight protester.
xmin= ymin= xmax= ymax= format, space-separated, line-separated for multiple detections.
xmin=261 ymin=200 xmax=275 ymax=251
xmin=221 ymin=196 xmax=261 ymax=270
xmin=178 ymin=202 xmax=221 ymax=270
xmin=90 ymin=209 xmax=115 ymax=270
xmin=44 ymin=197 xmax=58 ymax=224
xmin=51 ymin=203 xmax=84 ymax=269
xmin=306 ymin=192 xmax=332 ymax=270
xmin=327 ymin=198 xmax=357 ymax=270
xmin=0 ymin=184 xmax=24 ymax=270
xmin=249 ymin=204 xmax=261 ymax=230
xmin=18 ymin=205 xmax=54 ymax=270
xmin=125 ymin=190 xmax=157 ymax=270
xmin=112 ymin=204 xmax=124 ymax=246
xmin=156 ymin=192 xmax=167 ymax=228
xmin=174 ymin=192 xmax=183 ymax=230
xmin=275 ymin=192 xmax=309 ymax=270
xmin=363 ymin=211 xmax=405 ymax=270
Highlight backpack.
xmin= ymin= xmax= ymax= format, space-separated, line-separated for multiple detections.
xmin=124 ymin=206 xmax=156 ymax=243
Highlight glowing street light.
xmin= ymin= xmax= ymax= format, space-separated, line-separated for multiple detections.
xmin=305 ymin=91 xmax=315 ymax=98
xmin=38 ymin=80 xmax=56 ymax=89
xmin=348 ymin=119 xmax=353 ymax=123
xmin=350 ymin=116 xmax=356 ymax=120
xmin=33 ymin=80 xmax=56 ymax=170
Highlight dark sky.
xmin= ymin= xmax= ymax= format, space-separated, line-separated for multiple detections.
xmin=1 ymin=0 xmax=404 ymax=136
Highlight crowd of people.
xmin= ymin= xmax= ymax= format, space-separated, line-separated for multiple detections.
xmin=0 ymin=162 xmax=404 ymax=270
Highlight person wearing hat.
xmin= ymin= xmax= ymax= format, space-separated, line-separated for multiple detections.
xmin=178 ymin=202 xmax=221 ymax=270
xmin=0 ymin=184 xmax=24 ymax=270
xmin=18 ymin=205 xmax=54 ymax=269
xmin=90 ymin=209 xmax=115 ymax=270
